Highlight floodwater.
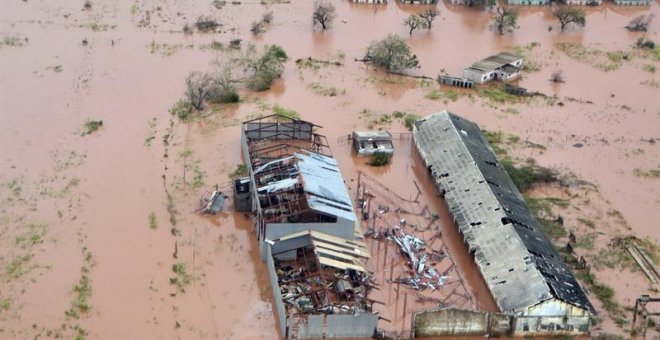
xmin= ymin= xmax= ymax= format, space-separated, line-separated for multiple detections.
xmin=1 ymin=0 xmax=658 ymax=339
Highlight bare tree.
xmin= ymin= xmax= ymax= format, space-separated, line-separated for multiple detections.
xmin=312 ymin=0 xmax=336 ymax=30
xmin=492 ymin=6 xmax=518 ymax=35
xmin=251 ymin=20 xmax=264 ymax=34
xmin=626 ymin=14 xmax=655 ymax=32
xmin=403 ymin=14 xmax=427 ymax=36
xmin=419 ymin=8 xmax=440 ymax=30
xmin=185 ymin=72 xmax=214 ymax=111
xmin=552 ymin=6 xmax=586 ymax=31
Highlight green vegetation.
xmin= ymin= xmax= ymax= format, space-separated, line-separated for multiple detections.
xmin=148 ymin=212 xmax=157 ymax=229
xmin=15 ymin=223 xmax=48 ymax=249
xmin=403 ymin=114 xmax=420 ymax=131
xmin=556 ymin=43 xmax=630 ymax=71
xmin=577 ymin=217 xmax=595 ymax=228
xmin=365 ymin=34 xmax=419 ymax=73
xmin=82 ymin=120 xmax=103 ymax=136
xmin=0 ymin=297 xmax=11 ymax=313
xmin=170 ymin=263 xmax=192 ymax=293
xmin=643 ymin=64 xmax=656 ymax=73
xmin=229 ymin=164 xmax=248 ymax=180
xmin=575 ymin=269 xmax=621 ymax=316
xmin=512 ymin=42 xmax=541 ymax=72
xmin=425 ymin=88 xmax=459 ymax=102
xmin=4 ymin=254 xmax=33 ymax=280
xmin=308 ymin=82 xmax=345 ymax=97
xmin=1 ymin=35 xmax=26 ymax=47
xmin=66 ymin=274 xmax=92 ymax=319
xmin=633 ymin=168 xmax=660 ymax=178
xmin=479 ymin=86 xmax=519 ymax=103
xmin=368 ymin=152 xmax=391 ymax=167
xmin=574 ymin=232 xmax=597 ymax=249
xmin=244 ymin=44 xmax=288 ymax=91
xmin=166 ymin=194 xmax=177 ymax=227
xmin=170 ymin=100 xmax=192 ymax=120
xmin=195 ymin=16 xmax=220 ymax=33
xmin=273 ymin=104 xmax=300 ymax=120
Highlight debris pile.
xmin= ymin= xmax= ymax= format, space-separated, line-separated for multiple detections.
xmin=390 ymin=226 xmax=449 ymax=291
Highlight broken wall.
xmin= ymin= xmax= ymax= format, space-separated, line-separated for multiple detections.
xmin=266 ymin=244 xmax=288 ymax=338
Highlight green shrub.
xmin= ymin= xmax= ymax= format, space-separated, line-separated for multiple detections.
xmin=368 ymin=152 xmax=391 ymax=167
xmin=404 ymin=114 xmax=420 ymax=131
xmin=170 ymin=100 xmax=192 ymax=120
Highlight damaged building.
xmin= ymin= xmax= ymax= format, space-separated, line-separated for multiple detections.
xmin=239 ymin=114 xmax=360 ymax=260
xmin=240 ymin=114 xmax=376 ymax=338
xmin=463 ymin=52 xmax=523 ymax=84
xmin=352 ymin=131 xmax=394 ymax=157
xmin=412 ymin=111 xmax=595 ymax=336
xmin=267 ymin=230 xmax=378 ymax=338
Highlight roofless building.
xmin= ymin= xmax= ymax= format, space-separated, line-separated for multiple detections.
xmin=412 ymin=111 xmax=595 ymax=335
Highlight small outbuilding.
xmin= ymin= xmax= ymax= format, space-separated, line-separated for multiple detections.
xmin=463 ymin=52 xmax=523 ymax=84
xmin=352 ymin=131 xmax=394 ymax=157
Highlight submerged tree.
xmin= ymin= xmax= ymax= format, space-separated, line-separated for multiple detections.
xmin=312 ymin=0 xmax=336 ymax=30
xmin=491 ymin=6 xmax=518 ymax=35
xmin=185 ymin=72 xmax=214 ymax=111
xmin=364 ymin=34 xmax=419 ymax=73
xmin=242 ymin=44 xmax=288 ymax=91
xmin=419 ymin=8 xmax=440 ymax=30
xmin=403 ymin=14 xmax=427 ymax=35
xmin=552 ymin=6 xmax=586 ymax=31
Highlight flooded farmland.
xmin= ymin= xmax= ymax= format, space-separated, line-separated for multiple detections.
xmin=1 ymin=0 xmax=658 ymax=339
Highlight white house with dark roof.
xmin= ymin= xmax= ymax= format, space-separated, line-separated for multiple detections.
xmin=463 ymin=52 xmax=523 ymax=84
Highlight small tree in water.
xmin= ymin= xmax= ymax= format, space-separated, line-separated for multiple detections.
xmin=419 ymin=8 xmax=440 ymax=30
xmin=365 ymin=34 xmax=419 ymax=73
xmin=312 ymin=0 xmax=336 ymax=30
xmin=242 ymin=44 xmax=288 ymax=91
xmin=185 ymin=72 xmax=214 ymax=111
xmin=491 ymin=6 xmax=518 ymax=35
xmin=552 ymin=6 xmax=586 ymax=31
xmin=403 ymin=14 xmax=427 ymax=35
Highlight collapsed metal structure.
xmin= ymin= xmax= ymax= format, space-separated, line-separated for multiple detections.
xmin=412 ymin=111 xmax=595 ymax=336
xmin=240 ymin=115 xmax=377 ymax=338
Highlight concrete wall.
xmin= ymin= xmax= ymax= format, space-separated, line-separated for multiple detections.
xmin=266 ymin=245 xmax=288 ymax=338
xmin=413 ymin=306 xmax=590 ymax=337
xmin=413 ymin=308 xmax=499 ymax=337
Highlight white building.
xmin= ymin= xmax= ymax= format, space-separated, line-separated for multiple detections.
xmin=463 ymin=52 xmax=523 ymax=84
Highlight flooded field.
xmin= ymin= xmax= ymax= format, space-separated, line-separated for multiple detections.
xmin=1 ymin=0 xmax=658 ymax=339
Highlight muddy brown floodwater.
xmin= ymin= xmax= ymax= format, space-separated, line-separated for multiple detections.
xmin=1 ymin=0 xmax=658 ymax=339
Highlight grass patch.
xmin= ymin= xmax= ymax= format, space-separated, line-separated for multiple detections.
xmin=556 ymin=43 xmax=630 ymax=71
xmin=0 ymin=297 xmax=10 ymax=313
xmin=170 ymin=263 xmax=192 ymax=293
xmin=66 ymin=274 xmax=92 ymax=319
xmin=170 ymin=100 xmax=192 ymax=121
xmin=1 ymin=35 xmax=26 ymax=47
xmin=82 ymin=120 xmax=103 ymax=136
xmin=229 ymin=164 xmax=248 ymax=180
xmin=574 ymin=232 xmax=597 ymax=249
xmin=512 ymin=42 xmax=541 ymax=72
xmin=308 ymin=82 xmax=345 ymax=97
xmin=368 ymin=152 xmax=391 ymax=167
xmin=425 ymin=88 xmax=459 ymax=102
xmin=577 ymin=217 xmax=595 ymax=228
xmin=15 ymin=223 xmax=48 ymax=249
xmin=479 ymin=86 xmax=519 ymax=104
xmin=166 ymin=194 xmax=178 ymax=227
xmin=4 ymin=254 xmax=33 ymax=280
xmin=633 ymin=168 xmax=660 ymax=178
xmin=273 ymin=104 xmax=300 ymax=120
xmin=643 ymin=64 xmax=656 ymax=73
xmin=148 ymin=212 xmax=157 ymax=229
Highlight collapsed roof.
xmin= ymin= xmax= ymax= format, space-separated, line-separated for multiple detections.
xmin=413 ymin=111 xmax=595 ymax=315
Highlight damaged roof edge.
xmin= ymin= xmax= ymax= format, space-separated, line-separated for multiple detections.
xmin=412 ymin=110 xmax=595 ymax=315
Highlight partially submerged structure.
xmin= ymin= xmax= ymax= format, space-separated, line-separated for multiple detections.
xmin=438 ymin=75 xmax=474 ymax=89
xmin=463 ymin=52 xmax=523 ymax=84
xmin=613 ymin=0 xmax=649 ymax=5
xmin=352 ymin=131 xmax=394 ymax=157
xmin=267 ymin=230 xmax=378 ymax=338
xmin=412 ymin=111 xmax=595 ymax=336
xmin=240 ymin=115 xmax=360 ymax=260
xmin=507 ymin=0 xmax=549 ymax=5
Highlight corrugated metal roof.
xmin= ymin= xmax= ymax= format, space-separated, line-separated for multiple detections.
xmin=413 ymin=111 xmax=595 ymax=315
xmin=295 ymin=152 xmax=356 ymax=222
xmin=274 ymin=230 xmax=369 ymax=272
xmin=465 ymin=52 xmax=523 ymax=73
xmin=353 ymin=131 xmax=393 ymax=140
